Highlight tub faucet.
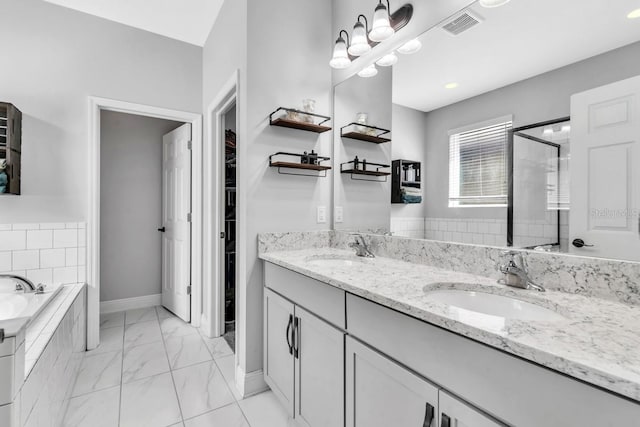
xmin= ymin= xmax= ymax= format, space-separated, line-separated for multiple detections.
xmin=0 ymin=274 xmax=37 ymax=292
xmin=349 ymin=234 xmax=375 ymax=258
xmin=497 ymin=251 xmax=545 ymax=292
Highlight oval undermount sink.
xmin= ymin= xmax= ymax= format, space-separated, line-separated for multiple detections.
xmin=425 ymin=289 xmax=565 ymax=322
xmin=305 ymin=254 xmax=370 ymax=268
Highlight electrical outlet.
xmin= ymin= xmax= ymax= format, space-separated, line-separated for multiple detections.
xmin=335 ymin=206 xmax=344 ymax=223
xmin=317 ymin=206 xmax=327 ymax=224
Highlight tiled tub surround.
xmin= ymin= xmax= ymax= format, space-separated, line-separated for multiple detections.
xmin=258 ymin=231 xmax=640 ymax=401
xmin=0 ymin=284 xmax=86 ymax=427
xmin=0 ymin=222 xmax=87 ymax=286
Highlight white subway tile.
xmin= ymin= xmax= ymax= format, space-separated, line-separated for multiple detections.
xmin=0 ymin=231 xmax=26 ymax=251
xmin=77 ymin=267 xmax=86 ymax=283
xmin=0 ymin=225 xmax=11 ymax=231
xmin=53 ymin=230 xmax=77 ymax=249
xmin=0 ymin=252 xmax=11 ymax=272
xmin=489 ymin=223 xmax=501 ymax=235
xmin=41 ymin=223 xmax=66 ymax=230
xmin=11 ymin=223 xmax=39 ymax=231
xmin=78 ymin=229 xmax=86 ymax=247
xmin=53 ymin=266 xmax=77 ymax=284
xmin=65 ymin=248 xmax=78 ymax=267
xmin=12 ymin=250 xmax=39 ymax=270
xmin=65 ymin=223 xmax=78 ymax=229
xmin=77 ymin=249 xmax=86 ymax=266
xmin=26 ymin=269 xmax=53 ymax=286
xmin=40 ymin=249 xmax=66 ymax=269
xmin=26 ymin=230 xmax=53 ymax=250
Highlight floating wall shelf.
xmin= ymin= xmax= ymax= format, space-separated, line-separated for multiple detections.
xmin=340 ymin=122 xmax=391 ymax=144
xmin=269 ymin=107 xmax=332 ymax=134
xmin=340 ymin=159 xmax=390 ymax=182
xmin=269 ymin=151 xmax=331 ymax=177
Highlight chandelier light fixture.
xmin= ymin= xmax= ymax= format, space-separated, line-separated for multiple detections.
xmin=330 ymin=2 xmax=414 ymax=75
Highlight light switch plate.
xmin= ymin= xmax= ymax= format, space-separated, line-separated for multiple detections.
xmin=317 ymin=206 xmax=327 ymax=224
xmin=335 ymin=206 xmax=343 ymax=223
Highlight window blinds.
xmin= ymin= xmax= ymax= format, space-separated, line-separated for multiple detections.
xmin=449 ymin=119 xmax=512 ymax=207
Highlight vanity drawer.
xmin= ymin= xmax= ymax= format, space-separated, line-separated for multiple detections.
xmin=264 ymin=262 xmax=345 ymax=329
xmin=346 ymin=293 xmax=640 ymax=427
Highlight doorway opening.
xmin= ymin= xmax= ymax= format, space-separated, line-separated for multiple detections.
xmin=99 ymin=111 xmax=188 ymax=317
xmin=222 ymin=103 xmax=237 ymax=352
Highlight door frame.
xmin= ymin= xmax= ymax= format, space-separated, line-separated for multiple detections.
xmin=87 ymin=96 xmax=202 ymax=350
xmin=203 ymin=71 xmax=239 ymax=338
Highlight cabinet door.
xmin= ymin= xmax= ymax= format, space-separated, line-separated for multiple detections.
xmin=439 ymin=391 xmax=503 ymax=427
xmin=345 ymin=336 xmax=438 ymax=427
xmin=264 ymin=288 xmax=295 ymax=416
xmin=294 ymin=306 xmax=344 ymax=427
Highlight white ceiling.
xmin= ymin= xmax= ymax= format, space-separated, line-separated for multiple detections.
xmin=393 ymin=0 xmax=640 ymax=112
xmin=42 ymin=0 xmax=224 ymax=46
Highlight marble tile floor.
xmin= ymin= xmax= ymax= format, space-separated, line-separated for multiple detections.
xmin=63 ymin=306 xmax=289 ymax=427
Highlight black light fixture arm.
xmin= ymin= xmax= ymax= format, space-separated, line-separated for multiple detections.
xmin=357 ymin=14 xmax=369 ymax=32
xmin=378 ymin=0 xmax=392 ymax=18
xmin=338 ymin=29 xmax=350 ymax=45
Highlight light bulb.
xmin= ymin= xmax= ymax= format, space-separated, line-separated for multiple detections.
xmin=376 ymin=52 xmax=398 ymax=67
xmin=369 ymin=3 xmax=395 ymax=42
xmin=628 ymin=8 xmax=640 ymax=19
xmin=348 ymin=21 xmax=371 ymax=56
xmin=330 ymin=36 xmax=351 ymax=69
xmin=445 ymin=82 xmax=458 ymax=89
xmin=358 ymin=64 xmax=378 ymax=78
xmin=479 ymin=0 xmax=511 ymax=8
xmin=397 ymin=38 xmax=422 ymax=55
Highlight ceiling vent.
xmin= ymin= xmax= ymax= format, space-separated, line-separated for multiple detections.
xmin=441 ymin=10 xmax=483 ymax=36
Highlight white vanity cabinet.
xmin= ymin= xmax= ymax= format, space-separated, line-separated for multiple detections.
xmin=345 ymin=337 xmax=439 ymax=427
xmin=263 ymin=264 xmax=345 ymax=427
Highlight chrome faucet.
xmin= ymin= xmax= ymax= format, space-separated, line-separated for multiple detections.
xmin=0 ymin=274 xmax=37 ymax=292
xmin=349 ymin=234 xmax=375 ymax=258
xmin=497 ymin=250 xmax=545 ymax=292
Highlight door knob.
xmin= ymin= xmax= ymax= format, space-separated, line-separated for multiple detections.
xmin=157 ymin=227 xmax=166 ymax=232
xmin=572 ymin=238 xmax=594 ymax=248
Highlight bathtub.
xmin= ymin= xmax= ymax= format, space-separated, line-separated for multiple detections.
xmin=0 ymin=284 xmax=63 ymax=322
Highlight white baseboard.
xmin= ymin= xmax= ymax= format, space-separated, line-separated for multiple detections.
xmin=100 ymin=294 xmax=161 ymax=314
xmin=236 ymin=365 xmax=268 ymax=398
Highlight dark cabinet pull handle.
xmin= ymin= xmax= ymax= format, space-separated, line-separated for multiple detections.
xmin=423 ymin=402 xmax=435 ymax=427
xmin=286 ymin=314 xmax=293 ymax=355
xmin=293 ymin=317 xmax=300 ymax=359
xmin=157 ymin=227 xmax=166 ymax=232
xmin=441 ymin=413 xmax=451 ymax=427
xmin=572 ymin=238 xmax=594 ymax=248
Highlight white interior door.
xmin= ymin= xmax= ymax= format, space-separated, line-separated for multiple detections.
xmin=570 ymin=75 xmax=640 ymax=261
xmin=162 ymin=123 xmax=192 ymax=321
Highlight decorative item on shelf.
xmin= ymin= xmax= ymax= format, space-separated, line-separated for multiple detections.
xmin=341 ymin=121 xmax=391 ymax=143
xmin=269 ymin=151 xmax=331 ymax=177
xmin=269 ymin=107 xmax=332 ymax=133
xmin=341 ymin=156 xmax=391 ymax=182
xmin=329 ymin=2 xmax=415 ymax=75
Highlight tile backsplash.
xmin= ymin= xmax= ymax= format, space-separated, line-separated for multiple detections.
xmin=0 ymin=223 xmax=86 ymax=285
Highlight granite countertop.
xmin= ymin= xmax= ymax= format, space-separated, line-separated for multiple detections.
xmin=260 ymin=248 xmax=640 ymax=402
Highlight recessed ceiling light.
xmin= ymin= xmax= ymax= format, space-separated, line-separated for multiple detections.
xmin=479 ymin=0 xmax=511 ymax=8
xmin=397 ymin=39 xmax=422 ymax=55
xmin=628 ymin=8 xmax=640 ymax=19
xmin=445 ymin=82 xmax=459 ymax=89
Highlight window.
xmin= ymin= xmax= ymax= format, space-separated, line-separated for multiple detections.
xmin=448 ymin=116 xmax=512 ymax=207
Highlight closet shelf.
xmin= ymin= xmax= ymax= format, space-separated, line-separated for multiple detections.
xmin=269 ymin=107 xmax=332 ymax=133
xmin=340 ymin=123 xmax=391 ymax=144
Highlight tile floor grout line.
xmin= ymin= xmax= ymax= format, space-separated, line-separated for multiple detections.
xmin=117 ymin=309 xmax=128 ymax=427
xmin=210 ymin=355 xmax=255 ymax=427
xmin=157 ymin=306 xmax=188 ymax=425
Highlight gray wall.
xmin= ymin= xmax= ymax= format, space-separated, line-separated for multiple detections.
xmin=391 ymin=103 xmax=427 ymax=219
xmin=0 ymin=0 xmax=202 ymax=223
xmin=334 ymin=68 xmax=393 ymax=231
xmin=423 ymin=41 xmax=640 ymax=220
xmin=99 ymin=111 xmax=181 ymax=302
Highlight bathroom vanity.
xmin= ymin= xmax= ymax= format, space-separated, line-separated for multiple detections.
xmin=260 ymin=232 xmax=640 ymax=427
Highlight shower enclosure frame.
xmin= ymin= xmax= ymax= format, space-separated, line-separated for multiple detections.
xmin=507 ymin=116 xmax=570 ymax=248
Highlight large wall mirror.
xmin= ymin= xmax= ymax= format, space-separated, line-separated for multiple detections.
xmin=332 ymin=0 xmax=640 ymax=262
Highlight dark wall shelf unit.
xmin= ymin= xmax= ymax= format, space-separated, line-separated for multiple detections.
xmin=269 ymin=151 xmax=331 ymax=177
xmin=269 ymin=107 xmax=332 ymax=133
xmin=340 ymin=123 xmax=391 ymax=144
xmin=0 ymin=102 xmax=22 ymax=195
xmin=391 ymin=159 xmax=421 ymax=204
xmin=340 ymin=159 xmax=390 ymax=182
